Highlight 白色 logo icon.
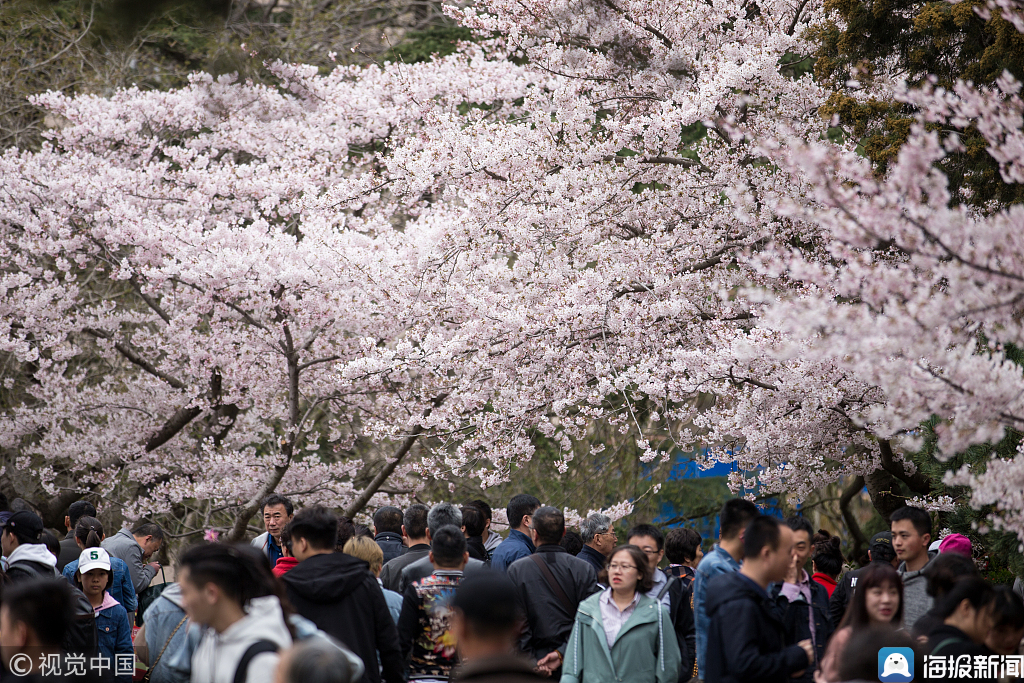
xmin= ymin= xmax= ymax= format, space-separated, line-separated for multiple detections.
xmin=878 ymin=647 xmax=915 ymax=682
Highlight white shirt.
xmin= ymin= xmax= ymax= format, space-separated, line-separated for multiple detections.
xmin=599 ymin=588 xmax=641 ymax=649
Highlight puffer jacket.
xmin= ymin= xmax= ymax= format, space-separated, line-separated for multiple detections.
xmin=374 ymin=532 xmax=406 ymax=565
xmin=559 ymin=591 xmax=681 ymax=683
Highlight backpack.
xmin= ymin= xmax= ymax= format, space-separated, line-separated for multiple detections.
xmin=7 ymin=560 xmax=99 ymax=655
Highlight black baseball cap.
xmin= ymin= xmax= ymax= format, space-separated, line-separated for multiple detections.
xmin=3 ymin=511 xmax=44 ymax=543
xmin=870 ymin=531 xmax=895 ymax=560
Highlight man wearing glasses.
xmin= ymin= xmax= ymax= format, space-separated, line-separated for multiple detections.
xmin=578 ymin=514 xmax=617 ymax=578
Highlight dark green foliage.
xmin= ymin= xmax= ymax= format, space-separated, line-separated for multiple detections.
xmin=810 ymin=0 xmax=1024 ymax=203
xmin=904 ymin=421 xmax=1024 ymax=581
xmin=384 ymin=26 xmax=474 ymax=64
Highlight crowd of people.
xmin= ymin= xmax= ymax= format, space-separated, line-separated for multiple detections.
xmin=0 ymin=492 xmax=1021 ymax=683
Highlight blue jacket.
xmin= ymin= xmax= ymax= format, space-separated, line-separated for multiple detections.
xmin=490 ymin=530 xmax=536 ymax=573
xmin=142 ymin=584 xmax=190 ymax=683
xmin=768 ymin=576 xmax=834 ymax=683
xmin=95 ymin=597 xmax=134 ymax=683
xmin=693 ymin=544 xmax=740 ymax=676
xmin=63 ymin=555 xmax=138 ymax=614
xmin=375 ymin=532 xmax=406 ymax=566
xmin=704 ymin=572 xmax=808 ymax=683
xmin=379 ymin=579 xmax=403 ymax=623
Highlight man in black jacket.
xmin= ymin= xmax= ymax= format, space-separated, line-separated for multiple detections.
xmin=705 ymin=515 xmax=813 ymax=683
xmin=507 ymin=506 xmax=599 ymax=676
xmin=373 ymin=506 xmax=406 ymax=565
xmin=56 ymin=501 xmax=96 ymax=572
xmin=665 ymin=528 xmax=701 ymax=681
xmin=828 ymin=531 xmax=897 ymax=625
xmin=380 ymin=504 xmax=430 ymax=592
xmin=577 ymin=513 xmax=615 ymax=579
xmin=398 ymin=504 xmax=486 ymax=593
xmin=2 ymin=512 xmax=59 ymax=581
xmin=0 ymin=579 xmax=102 ymax=683
xmin=768 ymin=517 xmax=833 ymax=683
xmin=450 ymin=572 xmax=547 ymax=683
xmin=282 ymin=506 xmax=404 ymax=683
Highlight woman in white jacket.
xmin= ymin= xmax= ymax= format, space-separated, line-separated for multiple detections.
xmin=179 ymin=543 xmax=294 ymax=683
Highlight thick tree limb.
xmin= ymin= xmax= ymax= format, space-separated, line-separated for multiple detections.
xmin=83 ymin=329 xmax=185 ymax=390
xmin=226 ymin=461 xmax=290 ymax=543
xmin=839 ymin=475 xmax=868 ymax=559
xmin=864 ymin=468 xmax=907 ymax=520
xmin=639 ymin=156 xmax=711 ymax=173
xmin=35 ymin=488 xmax=84 ymax=531
xmin=877 ymin=439 xmax=932 ymax=494
xmin=145 ymin=406 xmax=203 ymax=452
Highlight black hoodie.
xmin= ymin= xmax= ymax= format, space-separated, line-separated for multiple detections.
xmin=282 ymin=552 xmax=404 ymax=683
xmin=704 ymin=571 xmax=809 ymax=683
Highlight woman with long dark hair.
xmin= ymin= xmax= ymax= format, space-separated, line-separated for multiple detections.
xmin=561 ymin=545 xmax=680 ymax=683
xmin=816 ymin=563 xmax=904 ymax=683
xmin=925 ymin=577 xmax=997 ymax=657
xmin=985 ymin=585 xmax=1024 ymax=655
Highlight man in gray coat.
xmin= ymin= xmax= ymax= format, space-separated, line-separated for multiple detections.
xmin=102 ymin=522 xmax=164 ymax=594
xmin=891 ymin=506 xmax=934 ymax=629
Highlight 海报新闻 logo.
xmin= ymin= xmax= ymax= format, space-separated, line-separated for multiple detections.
xmin=879 ymin=647 xmax=915 ymax=682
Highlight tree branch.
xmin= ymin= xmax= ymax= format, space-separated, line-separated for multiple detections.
xmin=640 ymin=156 xmax=710 ymax=172
xmin=83 ymin=329 xmax=186 ymax=390
xmin=597 ymin=0 xmax=673 ymax=48
xmin=864 ymin=468 xmax=907 ymax=520
xmin=145 ymin=406 xmax=203 ymax=452
xmin=839 ymin=475 xmax=868 ymax=559
xmin=344 ymin=393 xmax=448 ymax=518
xmin=877 ymin=439 xmax=932 ymax=494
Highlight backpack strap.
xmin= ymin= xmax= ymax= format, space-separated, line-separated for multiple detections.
xmin=233 ymin=640 xmax=279 ymax=683
xmin=657 ymin=575 xmax=678 ymax=602
xmin=530 ymin=554 xmax=574 ymax=614
xmin=931 ymin=637 xmax=965 ymax=656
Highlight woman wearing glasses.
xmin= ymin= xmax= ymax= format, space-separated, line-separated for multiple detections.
xmin=561 ymin=545 xmax=681 ymax=683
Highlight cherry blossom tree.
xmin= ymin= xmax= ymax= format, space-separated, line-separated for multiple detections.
xmin=12 ymin=0 xmax=1004 ymax=538
xmin=758 ymin=0 xmax=1024 ymax=541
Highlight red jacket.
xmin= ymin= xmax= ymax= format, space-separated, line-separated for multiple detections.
xmin=812 ymin=571 xmax=838 ymax=597
xmin=273 ymin=556 xmax=299 ymax=577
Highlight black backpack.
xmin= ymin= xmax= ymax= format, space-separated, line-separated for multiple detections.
xmin=7 ymin=560 xmax=100 ymax=656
